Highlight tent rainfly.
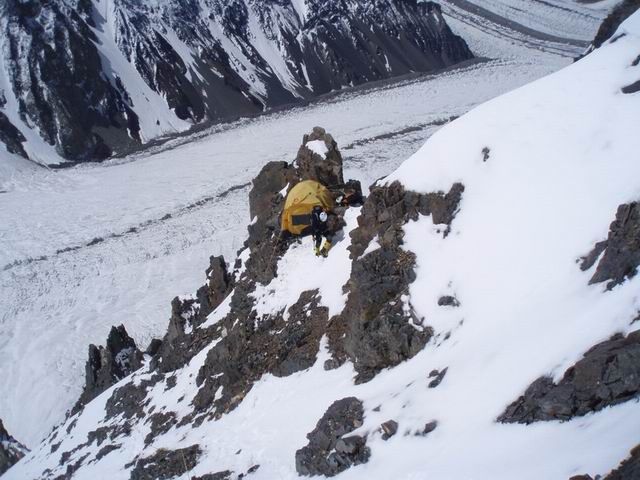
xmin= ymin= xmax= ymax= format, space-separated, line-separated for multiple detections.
xmin=281 ymin=180 xmax=334 ymax=235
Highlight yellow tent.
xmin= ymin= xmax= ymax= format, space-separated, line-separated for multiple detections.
xmin=281 ymin=180 xmax=334 ymax=235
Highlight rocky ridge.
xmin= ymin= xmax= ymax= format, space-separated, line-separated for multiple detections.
xmin=0 ymin=0 xmax=473 ymax=164
xmin=12 ymin=126 xmax=467 ymax=479
xmin=0 ymin=419 xmax=28 ymax=476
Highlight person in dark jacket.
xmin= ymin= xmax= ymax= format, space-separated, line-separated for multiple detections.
xmin=310 ymin=205 xmax=333 ymax=257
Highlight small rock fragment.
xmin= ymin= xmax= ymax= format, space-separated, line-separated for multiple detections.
xmin=380 ymin=420 xmax=398 ymax=440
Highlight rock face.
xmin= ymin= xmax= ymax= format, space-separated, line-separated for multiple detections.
xmin=0 ymin=0 xmax=473 ymax=163
xmin=327 ymin=180 xmax=464 ymax=382
xmin=590 ymin=0 xmax=640 ymax=49
xmin=572 ymin=444 xmax=640 ymax=480
xmin=296 ymin=127 xmax=345 ymax=187
xmin=0 ymin=111 xmax=27 ymax=158
xmin=582 ymin=203 xmax=640 ymax=289
xmin=0 ymin=419 xmax=28 ymax=475
xmin=295 ymin=397 xmax=370 ymax=477
xmin=154 ymin=255 xmax=234 ymax=374
xmin=602 ymin=445 xmax=640 ymax=480
xmin=74 ymin=325 xmax=144 ymax=411
xmin=499 ymin=330 xmax=640 ymax=423
xmin=0 ymin=0 xmax=140 ymax=162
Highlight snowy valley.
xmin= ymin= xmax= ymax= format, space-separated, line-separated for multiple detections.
xmin=2 ymin=0 xmax=640 ymax=479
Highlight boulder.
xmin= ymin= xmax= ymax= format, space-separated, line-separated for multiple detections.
xmin=380 ymin=420 xmax=398 ymax=440
xmin=295 ymin=397 xmax=370 ymax=477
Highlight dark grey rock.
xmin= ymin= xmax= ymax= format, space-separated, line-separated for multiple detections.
xmin=74 ymin=325 xmax=144 ymax=412
xmin=580 ymin=240 xmax=607 ymax=272
xmin=622 ymin=80 xmax=640 ymax=94
xmin=105 ymin=376 xmax=160 ymax=422
xmin=144 ymin=412 xmax=177 ymax=446
xmin=95 ymin=444 xmax=121 ymax=461
xmin=0 ymin=419 xmax=28 ymax=475
xmin=0 ymin=112 xmax=27 ymax=159
xmin=129 ymin=444 xmax=201 ymax=480
xmin=588 ymin=203 xmax=640 ymax=289
xmin=192 ymin=472 xmax=233 ymax=480
xmin=573 ymin=444 xmax=640 ymax=480
xmin=295 ymin=397 xmax=370 ymax=477
xmin=296 ymin=127 xmax=344 ymax=187
xmin=589 ymin=0 xmax=640 ymax=50
xmin=417 ymin=420 xmax=438 ymax=436
xmin=602 ymin=444 xmax=640 ymax=479
xmin=155 ymin=256 xmax=234 ymax=374
xmin=438 ymin=296 xmax=460 ymax=307
xmin=499 ymin=330 xmax=640 ymax=423
xmin=327 ymin=181 xmax=464 ymax=382
xmin=428 ymin=368 xmax=448 ymax=388
xmin=238 ymin=465 xmax=260 ymax=478
xmin=380 ymin=420 xmax=398 ymax=440
xmin=192 ymin=290 xmax=330 ymax=416
xmin=145 ymin=339 xmax=163 ymax=356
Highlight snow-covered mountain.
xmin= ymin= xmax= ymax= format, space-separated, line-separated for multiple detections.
xmin=0 ymin=0 xmax=472 ymax=165
xmin=5 ymin=4 xmax=640 ymax=479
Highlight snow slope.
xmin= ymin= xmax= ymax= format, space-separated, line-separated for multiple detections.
xmin=6 ymin=6 xmax=640 ymax=480
xmin=0 ymin=0 xmax=611 ymax=448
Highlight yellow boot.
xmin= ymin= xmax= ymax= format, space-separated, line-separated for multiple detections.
xmin=320 ymin=240 xmax=332 ymax=257
xmin=314 ymin=245 xmax=321 ymax=256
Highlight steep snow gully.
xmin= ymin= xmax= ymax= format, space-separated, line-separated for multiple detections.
xmin=4 ymin=4 xmax=640 ymax=479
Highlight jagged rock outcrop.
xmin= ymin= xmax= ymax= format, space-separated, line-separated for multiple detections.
xmin=0 ymin=0 xmax=473 ymax=163
xmin=295 ymin=397 xmax=370 ymax=477
xmin=326 ymin=180 xmax=464 ymax=382
xmin=582 ymin=203 xmax=640 ymax=289
xmin=572 ymin=444 xmax=640 ymax=480
xmin=128 ymin=445 xmax=201 ymax=480
xmin=499 ymin=330 xmax=640 ymax=423
xmin=0 ymin=419 xmax=28 ymax=475
xmin=74 ymin=325 xmax=143 ymax=412
xmin=154 ymin=255 xmax=234 ymax=374
xmin=601 ymin=445 xmax=640 ymax=480
xmin=590 ymin=0 xmax=640 ymax=49
xmin=296 ymin=127 xmax=344 ymax=187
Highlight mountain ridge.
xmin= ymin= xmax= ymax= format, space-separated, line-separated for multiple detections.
xmin=0 ymin=0 xmax=472 ymax=165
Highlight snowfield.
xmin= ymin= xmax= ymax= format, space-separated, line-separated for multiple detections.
xmin=0 ymin=0 xmax=615 ymax=454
